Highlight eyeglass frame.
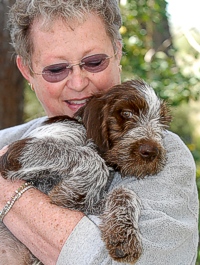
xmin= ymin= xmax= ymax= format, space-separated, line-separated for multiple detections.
xmin=28 ymin=52 xmax=118 ymax=83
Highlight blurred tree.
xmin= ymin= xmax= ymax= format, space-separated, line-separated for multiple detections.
xmin=0 ymin=0 xmax=24 ymax=129
xmin=120 ymin=0 xmax=200 ymax=105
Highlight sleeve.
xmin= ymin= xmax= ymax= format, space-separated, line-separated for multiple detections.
xmin=57 ymin=131 xmax=199 ymax=265
xmin=56 ymin=216 xmax=112 ymax=265
xmin=0 ymin=117 xmax=47 ymax=149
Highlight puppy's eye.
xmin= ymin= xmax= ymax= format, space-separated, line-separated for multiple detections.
xmin=121 ymin=111 xmax=134 ymax=119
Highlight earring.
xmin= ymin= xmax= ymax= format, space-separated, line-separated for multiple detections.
xmin=119 ymin=65 xmax=122 ymax=72
xmin=28 ymin=83 xmax=34 ymax=91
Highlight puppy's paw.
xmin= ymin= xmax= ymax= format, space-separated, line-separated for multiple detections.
xmin=100 ymin=217 xmax=142 ymax=264
xmin=100 ymin=187 xmax=142 ymax=263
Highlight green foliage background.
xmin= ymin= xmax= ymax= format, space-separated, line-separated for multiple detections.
xmin=120 ymin=0 xmax=200 ymax=104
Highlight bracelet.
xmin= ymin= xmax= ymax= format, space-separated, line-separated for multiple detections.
xmin=0 ymin=181 xmax=35 ymax=222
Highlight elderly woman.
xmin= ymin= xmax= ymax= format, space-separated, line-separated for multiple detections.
xmin=0 ymin=0 xmax=198 ymax=264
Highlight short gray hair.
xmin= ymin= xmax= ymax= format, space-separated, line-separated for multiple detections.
xmin=8 ymin=0 xmax=122 ymax=66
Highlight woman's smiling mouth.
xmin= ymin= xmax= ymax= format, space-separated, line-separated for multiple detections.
xmin=66 ymin=99 xmax=89 ymax=105
xmin=64 ymin=98 xmax=90 ymax=112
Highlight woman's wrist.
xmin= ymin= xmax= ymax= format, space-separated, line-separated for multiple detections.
xmin=0 ymin=175 xmax=25 ymax=208
xmin=0 ymin=181 xmax=35 ymax=222
xmin=0 ymin=146 xmax=25 ymax=208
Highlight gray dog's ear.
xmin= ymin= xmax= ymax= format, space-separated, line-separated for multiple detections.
xmin=0 ymin=138 xmax=30 ymax=178
xmin=75 ymin=95 xmax=110 ymax=156
xmin=159 ymin=101 xmax=172 ymax=129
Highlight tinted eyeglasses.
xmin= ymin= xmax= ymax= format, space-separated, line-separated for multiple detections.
xmin=29 ymin=53 xmax=116 ymax=83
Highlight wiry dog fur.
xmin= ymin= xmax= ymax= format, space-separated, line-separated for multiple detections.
xmin=0 ymin=80 xmax=171 ymax=265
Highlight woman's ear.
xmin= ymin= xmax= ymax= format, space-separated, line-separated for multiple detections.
xmin=16 ymin=55 xmax=32 ymax=82
xmin=116 ymin=40 xmax=123 ymax=62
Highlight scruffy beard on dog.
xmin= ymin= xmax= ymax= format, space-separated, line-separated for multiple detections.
xmin=0 ymin=80 xmax=171 ymax=265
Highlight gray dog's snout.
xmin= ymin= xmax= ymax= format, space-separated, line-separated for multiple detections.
xmin=139 ymin=144 xmax=159 ymax=161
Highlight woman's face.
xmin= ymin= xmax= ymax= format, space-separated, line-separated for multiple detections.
xmin=17 ymin=14 xmax=122 ymax=117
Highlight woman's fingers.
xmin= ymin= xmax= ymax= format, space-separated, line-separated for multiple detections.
xmin=0 ymin=145 xmax=8 ymax=156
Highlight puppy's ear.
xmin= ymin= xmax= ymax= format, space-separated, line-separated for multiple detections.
xmin=160 ymin=101 xmax=172 ymax=128
xmin=75 ymin=96 xmax=110 ymax=156
xmin=0 ymin=139 xmax=29 ymax=178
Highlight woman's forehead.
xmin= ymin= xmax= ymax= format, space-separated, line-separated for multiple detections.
xmin=30 ymin=14 xmax=114 ymax=63
xmin=32 ymin=14 xmax=110 ymax=42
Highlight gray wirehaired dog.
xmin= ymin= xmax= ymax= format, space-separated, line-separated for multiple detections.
xmin=0 ymin=80 xmax=171 ymax=265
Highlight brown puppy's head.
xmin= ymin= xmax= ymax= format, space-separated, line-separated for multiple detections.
xmin=75 ymin=79 xmax=171 ymax=178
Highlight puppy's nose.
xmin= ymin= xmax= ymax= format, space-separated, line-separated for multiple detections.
xmin=139 ymin=144 xmax=159 ymax=161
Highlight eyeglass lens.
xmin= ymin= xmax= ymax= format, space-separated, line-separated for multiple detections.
xmin=42 ymin=54 xmax=111 ymax=83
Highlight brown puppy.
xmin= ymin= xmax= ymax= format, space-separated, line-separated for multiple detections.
xmin=0 ymin=80 xmax=171 ymax=264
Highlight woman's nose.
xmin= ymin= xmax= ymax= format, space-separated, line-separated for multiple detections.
xmin=66 ymin=65 xmax=89 ymax=92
